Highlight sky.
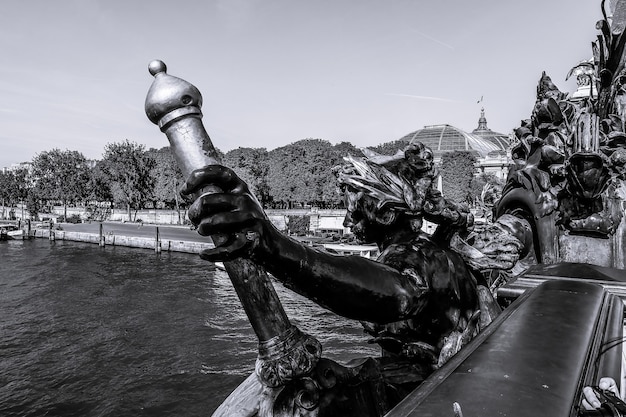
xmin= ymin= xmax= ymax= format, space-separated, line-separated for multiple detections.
xmin=0 ymin=0 xmax=604 ymax=168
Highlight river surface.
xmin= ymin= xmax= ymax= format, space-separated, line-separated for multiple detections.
xmin=0 ymin=239 xmax=378 ymax=416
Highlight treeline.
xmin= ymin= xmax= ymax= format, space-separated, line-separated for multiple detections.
xmin=0 ymin=137 xmax=503 ymax=222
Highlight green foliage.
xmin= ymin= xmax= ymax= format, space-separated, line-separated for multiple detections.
xmin=469 ymin=173 xmax=503 ymax=206
xmin=31 ymin=149 xmax=90 ymax=210
xmin=0 ymin=171 xmax=16 ymax=207
xmin=26 ymin=193 xmax=41 ymax=221
xmin=146 ymin=147 xmax=185 ymax=209
xmin=287 ymin=215 xmax=310 ymax=236
xmin=367 ymin=139 xmax=407 ymax=155
xmin=223 ymin=147 xmax=271 ymax=206
xmin=61 ymin=214 xmax=82 ymax=224
xmin=266 ymin=139 xmax=351 ymax=207
xmin=2 ymin=135 xmax=509 ymax=215
xmin=333 ymin=141 xmax=362 ymax=157
xmin=10 ymin=168 xmax=31 ymax=205
xmin=439 ymin=151 xmax=477 ymax=204
xmin=101 ymin=140 xmax=156 ymax=219
xmin=86 ymin=162 xmax=114 ymax=203
xmin=0 ymin=168 xmax=31 ymax=219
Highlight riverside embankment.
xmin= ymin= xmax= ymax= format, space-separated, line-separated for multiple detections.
xmin=29 ymin=221 xmax=214 ymax=254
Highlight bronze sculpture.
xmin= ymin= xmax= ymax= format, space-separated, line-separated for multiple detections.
xmin=146 ymin=58 xmax=528 ymax=414
xmin=495 ymin=0 xmax=626 ymax=270
xmin=143 ymin=1 xmax=626 ymax=415
xmin=180 ymin=141 xmax=523 ymax=415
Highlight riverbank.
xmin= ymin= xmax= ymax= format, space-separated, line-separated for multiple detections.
xmin=25 ymin=221 xmax=214 ymax=255
xmin=17 ymin=220 xmax=339 ymax=259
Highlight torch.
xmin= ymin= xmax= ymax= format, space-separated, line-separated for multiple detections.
xmin=144 ymin=60 xmax=320 ymax=388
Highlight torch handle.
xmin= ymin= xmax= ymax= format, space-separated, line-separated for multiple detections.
xmin=159 ymin=102 xmax=291 ymax=343
xmin=145 ymin=61 xmax=321 ymax=387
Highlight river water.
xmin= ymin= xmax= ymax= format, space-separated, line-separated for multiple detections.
xmin=0 ymin=239 xmax=378 ymax=416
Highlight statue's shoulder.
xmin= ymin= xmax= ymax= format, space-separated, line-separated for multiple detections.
xmin=378 ymin=234 xmax=453 ymax=273
xmin=378 ymin=235 xmax=428 ymax=261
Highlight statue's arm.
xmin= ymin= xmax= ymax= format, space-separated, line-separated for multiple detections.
xmin=257 ymin=228 xmax=427 ymax=323
xmin=182 ymin=165 xmax=426 ymax=324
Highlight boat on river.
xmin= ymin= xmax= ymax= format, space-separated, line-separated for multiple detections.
xmin=0 ymin=224 xmax=25 ymax=240
xmin=322 ymin=243 xmax=379 ymax=259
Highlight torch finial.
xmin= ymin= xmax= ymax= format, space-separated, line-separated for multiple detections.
xmin=144 ymin=59 xmax=203 ymax=127
xmin=148 ymin=60 xmax=167 ymax=77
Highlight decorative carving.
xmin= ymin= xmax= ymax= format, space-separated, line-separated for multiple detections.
xmin=259 ymin=358 xmax=389 ymax=417
xmin=256 ymin=326 xmax=322 ymax=388
xmin=492 ymin=1 xmax=626 ymax=269
xmin=502 ymin=58 xmax=626 ymax=237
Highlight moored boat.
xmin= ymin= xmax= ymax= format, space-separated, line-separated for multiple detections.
xmin=322 ymin=243 xmax=379 ymax=259
xmin=0 ymin=224 xmax=25 ymax=240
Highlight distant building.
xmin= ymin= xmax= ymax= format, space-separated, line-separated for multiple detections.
xmin=2 ymin=159 xmax=97 ymax=175
xmin=2 ymin=162 xmax=32 ymax=174
xmin=397 ymin=108 xmax=512 ymax=180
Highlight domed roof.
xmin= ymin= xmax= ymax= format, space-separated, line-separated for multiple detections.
xmin=471 ymin=108 xmax=511 ymax=150
xmin=397 ymin=109 xmax=510 ymax=158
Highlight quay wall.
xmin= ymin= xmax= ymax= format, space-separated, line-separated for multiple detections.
xmin=30 ymin=229 xmax=213 ymax=255
xmin=2 ymin=205 xmax=348 ymax=233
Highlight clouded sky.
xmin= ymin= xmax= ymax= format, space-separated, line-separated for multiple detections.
xmin=0 ymin=0 xmax=602 ymax=168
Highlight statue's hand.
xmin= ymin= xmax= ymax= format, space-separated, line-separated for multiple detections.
xmin=450 ymin=221 xmax=523 ymax=272
xmin=181 ymin=165 xmax=269 ymax=262
xmin=582 ymin=377 xmax=620 ymax=410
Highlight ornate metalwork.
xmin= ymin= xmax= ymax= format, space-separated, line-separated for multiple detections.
xmin=256 ymin=326 xmax=322 ymax=388
xmin=495 ymin=1 xmax=626 ymax=268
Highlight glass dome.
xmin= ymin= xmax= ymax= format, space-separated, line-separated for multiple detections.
xmin=398 ymin=109 xmax=510 ymax=159
xmin=399 ymin=124 xmax=503 ymax=158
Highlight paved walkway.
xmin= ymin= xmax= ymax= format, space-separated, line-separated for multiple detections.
xmin=59 ymin=221 xmax=208 ymax=243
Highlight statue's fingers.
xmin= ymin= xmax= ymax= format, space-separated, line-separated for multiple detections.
xmin=187 ymin=194 xmax=250 ymax=226
xmin=181 ymin=165 xmax=245 ymax=197
xmin=599 ymin=377 xmax=619 ymax=395
xmin=582 ymin=386 xmax=601 ymax=410
xmin=196 ymin=211 xmax=263 ymax=236
xmin=581 ymin=398 xmax=594 ymax=411
xmin=481 ymin=242 xmax=520 ymax=256
xmin=497 ymin=254 xmax=519 ymax=264
xmin=477 ymin=245 xmax=499 ymax=255
xmin=199 ymin=233 xmax=250 ymax=262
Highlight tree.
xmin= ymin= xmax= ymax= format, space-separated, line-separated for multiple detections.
xmin=0 ymin=171 xmax=11 ymax=219
xmin=470 ymin=173 xmax=503 ymax=206
xmin=333 ymin=141 xmax=362 ymax=158
xmin=267 ymin=139 xmax=346 ymax=208
xmin=470 ymin=173 xmax=504 ymax=220
xmin=223 ymin=147 xmax=271 ymax=207
xmin=87 ymin=161 xmax=114 ymax=203
xmin=26 ymin=193 xmax=42 ymax=221
xmin=101 ymin=140 xmax=156 ymax=221
xmin=367 ymin=139 xmax=407 ymax=155
xmin=439 ymin=151 xmax=477 ymax=204
xmin=146 ymin=146 xmax=187 ymax=223
xmin=84 ymin=161 xmax=115 ymax=221
xmin=31 ymin=149 xmax=90 ymax=220
xmin=0 ymin=168 xmax=31 ymax=219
